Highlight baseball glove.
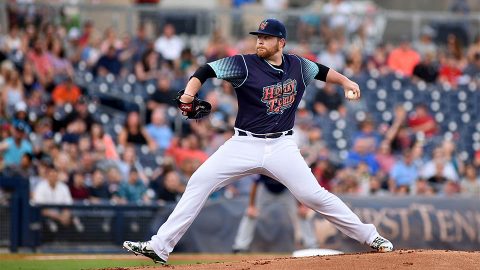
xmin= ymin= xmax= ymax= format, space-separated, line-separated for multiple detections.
xmin=174 ymin=90 xmax=212 ymax=120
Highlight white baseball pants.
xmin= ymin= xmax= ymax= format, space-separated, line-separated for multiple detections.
xmin=150 ymin=132 xmax=379 ymax=261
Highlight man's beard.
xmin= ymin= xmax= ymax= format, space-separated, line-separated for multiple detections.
xmin=256 ymin=43 xmax=280 ymax=59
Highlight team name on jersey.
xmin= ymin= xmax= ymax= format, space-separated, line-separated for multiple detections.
xmin=261 ymin=79 xmax=297 ymax=114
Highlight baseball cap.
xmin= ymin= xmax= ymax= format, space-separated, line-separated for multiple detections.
xmin=15 ymin=101 xmax=27 ymax=112
xmin=14 ymin=120 xmax=29 ymax=133
xmin=249 ymin=18 xmax=287 ymax=39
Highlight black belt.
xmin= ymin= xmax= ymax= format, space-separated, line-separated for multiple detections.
xmin=237 ymin=130 xmax=293 ymax=139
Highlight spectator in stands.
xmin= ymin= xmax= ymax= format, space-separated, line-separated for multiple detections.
xmin=412 ymin=52 xmax=439 ymax=83
xmin=78 ymin=152 xmax=97 ymax=176
xmin=105 ymin=166 xmax=123 ymax=198
xmin=178 ymin=157 xmax=202 ymax=184
xmin=95 ymin=45 xmax=122 ymax=77
xmin=356 ymin=162 xmax=380 ymax=196
xmin=445 ymin=33 xmax=468 ymax=70
xmin=463 ymin=52 xmax=480 ymax=81
xmin=290 ymin=40 xmax=317 ymax=62
xmin=153 ymin=170 xmax=185 ymax=204
xmin=63 ymin=97 xmax=95 ymax=132
xmin=146 ymin=107 xmax=173 ymax=150
xmin=154 ymin=24 xmax=184 ymax=62
xmin=322 ymin=0 xmax=353 ymax=37
xmin=0 ymin=121 xmax=32 ymax=167
xmin=7 ymin=152 xmax=35 ymax=178
xmin=47 ymin=38 xmax=74 ymax=82
xmin=299 ymin=126 xmax=327 ymax=167
xmin=389 ymin=149 xmax=419 ymax=194
xmin=351 ymin=118 xmax=382 ymax=153
xmin=27 ymin=37 xmax=54 ymax=88
xmin=460 ymin=163 xmax=480 ymax=197
xmin=366 ymin=43 xmax=389 ymax=75
xmin=345 ymin=137 xmax=379 ymax=175
xmin=262 ymin=0 xmax=288 ymax=13
xmin=78 ymin=20 xmax=95 ymax=48
xmin=441 ymin=180 xmax=461 ymax=197
xmin=414 ymin=178 xmax=434 ymax=196
xmin=135 ymin=48 xmax=160 ymax=82
xmin=413 ymin=26 xmax=437 ymax=59
xmin=118 ymin=111 xmax=156 ymax=151
xmin=116 ymin=144 xmax=149 ymax=186
xmin=204 ymin=29 xmax=237 ymax=62
xmin=32 ymin=163 xmax=74 ymax=229
xmin=332 ymin=169 xmax=359 ymax=194
xmin=312 ymin=157 xmax=336 ymax=191
xmin=317 ymin=39 xmax=345 ymax=72
xmin=30 ymin=119 xmax=53 ymax=154
xmin=69 ymin=171 xmax=90 ymax=201
xmin=21 ymin=61 xmax=39 ymax=95
xmin=166 ymin=134 xmax=208 ymax=167
xmin=11 ymin=101 xmax=31 ymax=131
xmin=385 ymin=105 xmax=412 ymax=154
xmin=216 ymin=81 xmax=238 ymax=116
xmin=313 ymin=83 xmax=345 ymax=116
xmin=116 ymin=168 xmax=150 ymax=204
xmin=100 ymin=27 xmax=123 ymax=54
xmin=407 ymin=103 xmax=437 ymax=139
xmin=147 ymin=76 xmax=177 ymax=109
xmin=441 ymin=139 xmax=464 ymax=177
xmin=178 ymin=48 xmax=198 ymax=76
xmin=438 ymin=53 xmax=462 ymax=87
xmin=420 ymin=147 xmax=460 ymax=192
xmin=130 ymin=24 xmax=151 ymax=63
xmin=369 ymin=175 xmax=389 ymax=196
xmin=344 ymin=47 xmax=364 ymax=77
xmin=88 ymin=168 xmax=111 ymax=203
xmin=387 ymin=35 xmax=420 ymax=76
xmin=80 ymin=33 xmax=101 ymax=68
xmin=53 ymin=150 xmax=74 ymax=183
xmin=51 ymin=77 xmax=82 ymax=105
xmin=467 ymin=35 xmax=480 ymax=63
xmin=3 ymin=24 xmax=23 ymax=54
xmin=90 ymin=123 xmax=118 ymax=160
xmin=375 ymin=140 xmax=397 ymax=177
xmin=1 ymin=68 xmax=24 ymax=117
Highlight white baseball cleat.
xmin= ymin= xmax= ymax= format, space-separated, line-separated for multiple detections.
xmin=370 ymin=236 xmax=393 ymax=252
xmin=123 ymin=240 xmax=166 ymax=264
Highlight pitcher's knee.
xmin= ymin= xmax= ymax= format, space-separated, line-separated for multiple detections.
xmin=297 ymin=188 xmax=332 ymax=208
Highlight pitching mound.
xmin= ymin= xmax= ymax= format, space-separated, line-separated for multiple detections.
xmin=108 ymin=250 xmax=480 ymax=270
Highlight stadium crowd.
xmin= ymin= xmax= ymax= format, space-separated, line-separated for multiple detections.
xmin=1 ymin=1 xmax=480 ymax=223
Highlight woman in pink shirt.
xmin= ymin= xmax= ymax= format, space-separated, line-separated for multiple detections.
xmin=27 ymin=37 xmax=54 ymax=87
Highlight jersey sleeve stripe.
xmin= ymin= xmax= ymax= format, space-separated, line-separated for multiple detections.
xmin=236 ymin=55 xmax=249 ymax=88
xmin=293 ymin=54 xmax=307 ymax=88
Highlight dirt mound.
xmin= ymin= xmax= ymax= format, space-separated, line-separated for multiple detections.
xmin=115 ymin=250 xmax=480 ymax=270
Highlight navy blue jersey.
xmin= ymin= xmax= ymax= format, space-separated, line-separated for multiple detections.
xmin=208 ymin=54 xmax=319 ymax=134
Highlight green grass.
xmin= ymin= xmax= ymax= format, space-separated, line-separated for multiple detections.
xmin=0 ymin=259 xmax=208 ymax=270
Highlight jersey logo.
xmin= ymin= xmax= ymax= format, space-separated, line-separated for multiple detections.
xmin=259 ymin=20 xmax=268 ymax=30
xmin=261 ymin=79 xmax=297 ymax=114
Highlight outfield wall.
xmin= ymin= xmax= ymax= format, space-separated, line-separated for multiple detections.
xmin=24 ymin=196 xmax=480 ymax=253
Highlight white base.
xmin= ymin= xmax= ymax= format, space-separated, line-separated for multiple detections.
xmin=292 ymin=248 xmax=344 ymax=257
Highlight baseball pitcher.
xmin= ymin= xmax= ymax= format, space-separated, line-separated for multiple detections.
xmin=124 ymin=18 xmax=393 ymax=264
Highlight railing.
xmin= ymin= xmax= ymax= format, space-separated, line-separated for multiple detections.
xmin=2 ymin=2 xmax=480 ymax=46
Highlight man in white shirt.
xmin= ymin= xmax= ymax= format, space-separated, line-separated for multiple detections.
xmin=33 ymin=164 xmax=73 ymax=227
xmin=154 ymin=24 xmax=184 ymax=61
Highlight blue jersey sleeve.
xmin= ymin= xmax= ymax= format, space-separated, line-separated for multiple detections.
xmin=294 ymin=55 xmax=320 ymax=87
xmin=207 ymin=55 xmax=248 ymax=88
